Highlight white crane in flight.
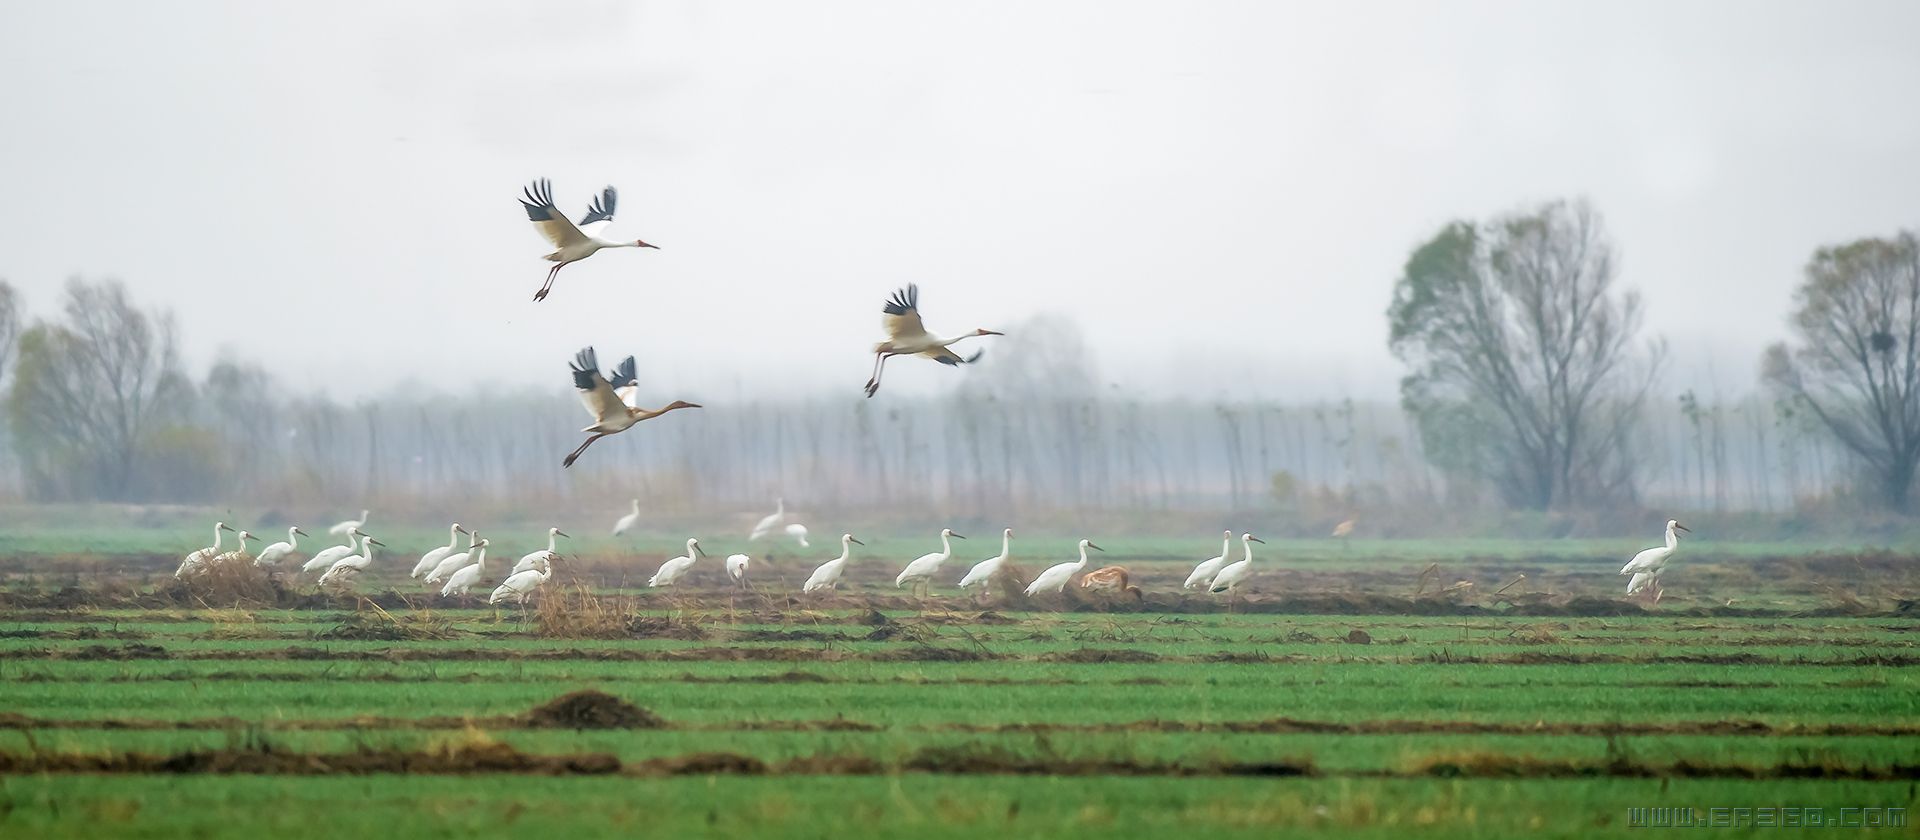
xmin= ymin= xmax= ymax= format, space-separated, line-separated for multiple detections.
xmin=562 ymin=347 xmax=700 ymax=468
xmin=863 ymin=284 xmax=1002 ymax=398
xmin=518 ymin=179 xmax=658 ymax=302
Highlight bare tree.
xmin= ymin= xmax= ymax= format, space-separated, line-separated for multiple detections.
xmin=1388 ymin=199 xmax=1663 ymax=510
xmin=1762 ymin=230 xmax=1920 ymax=510
xmin=4 ymin=278 xmax=185 ymax=499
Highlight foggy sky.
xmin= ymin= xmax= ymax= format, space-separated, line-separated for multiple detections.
xmin=2 ymin=1 xmax=1917 ymax=404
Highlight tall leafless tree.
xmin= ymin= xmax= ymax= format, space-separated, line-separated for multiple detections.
xmin=1388 ymin=199 xmax=1663 ymax=510
xmin=1762 ymin=230 xmax=1920 ymax=510
xmin=4 ymin=278 xmax=185 ymax=499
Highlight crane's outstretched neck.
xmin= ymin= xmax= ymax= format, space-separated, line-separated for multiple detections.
xmin=1665 ymin=523 xmax=1680 ymax=550
xmin=999 ymin=531 xmax=1011 ymax=558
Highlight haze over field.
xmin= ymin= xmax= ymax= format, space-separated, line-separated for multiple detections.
xmin=3 ymin=0 xmax=1918 ymax=401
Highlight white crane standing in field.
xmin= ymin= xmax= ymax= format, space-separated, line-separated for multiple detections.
xmin=1620 ymin=519 xmax=1690 ymax=602
xmin=440 ymin=539 xmax=492 ymax=598
xmin=487 ymin=557 xmax=547 ymax=605
xmin=490 ymin=556 xmax=553 ymax=605
xmin=1182 ymin=530 xmax=1236 ymax=590
xmin=302 ymin=528 xmax=367 ymax=576
xmin=957 ymin=528 xmax=1014 ymax=596
xmin=802 ymin=534 xmax=865 ymax=593
xmin=425 ymin=531 xmax=482 ymax=584
xmin=255 ymin=526 xmax=309 ymax=567
xmin=513 ymin=527 xmax=570 ymax=575
xmin=748 ymin=498 xmax=787 ymax=542
xmin=1208 ymin=533 xmax=1267 ymax=595
xmin=318 ymin=536 xmax=388 ymax=587
xmin=213 ymin=531 xmax=261 ymax=564
xmin=1025 ymin=539 xmax=1105 ymax=596
xmin=896 ymin=528 xmax=966 ymax=596
xmin=725 ymin=553 xmax=751 ymax=589
xmin=562 ymin=347 xmax=701 ymax=468
xmin=783 ymin=523 xmax=810 ymax=548
xmin=649 ymin=538 xmax=706 ymax=587
xmin=863 ymin=284 xmax=1003 ymax=398
xmin=328 ymin=510 xmax=369 ymax=536
xmin=176 ymin=522 xmax=237 ymax=577
xmin=411 ymin=524 xmax=471 ymax=579
xmin=612 ymin=500 xmax=641 ymax=536
xmin=518 ymin=179 xmax=658 ymax=302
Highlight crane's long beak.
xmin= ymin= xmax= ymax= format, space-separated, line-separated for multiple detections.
xmin=1675 ymin=524 xmax=1691 ymax=533
xmin=367 ymin=539 xmax=386 ymax=547
xmin=1250 ymin=536 xmax=1267 ymax=544
xmin=455 ymin=526 xmax=468 ymax=535
xmin=220 ymin=524 xmax=235 ymax=532
xmin=979 ymin=329 xmax=1005 ymax=336
xmin=1089 ymin=543 xmax=1106 ymax=551
xmin=951 ymin=533 xmax=967 ymax=540
xmin=556 ymin=530 xmax=572 ymax=539
xmin=693 ymin=543 xmax=707 ymax=557
xmin=294 ymin=528 xmax=309 ymax=537
xmin=637 ymin=240 xmax=659 ymax=249
xmin=849 ymin=537 xmax=866 ymax=545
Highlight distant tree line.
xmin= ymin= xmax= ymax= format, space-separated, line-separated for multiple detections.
xmin=0 ymin=215 xmax=1911 ymax=519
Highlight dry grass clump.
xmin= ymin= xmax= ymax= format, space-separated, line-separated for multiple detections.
xmin=167 ymin=556 xmax=281 ymax=607
xmin=534 ymin=583 xmax=638 ymax=639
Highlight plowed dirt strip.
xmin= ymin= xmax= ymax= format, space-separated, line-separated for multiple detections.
xmin=3 ymin=743 xmax=1916 ymax=781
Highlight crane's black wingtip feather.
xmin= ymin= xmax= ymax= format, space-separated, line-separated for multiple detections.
xmin=608 ymin=355 xmax=638 ymax=389
xmin=569 ymin=346 xmax=599 ymax=391
xmin=577 ymin=185 xmax=619 ymax=227
xmin=882 ymin=284 xmax=919 ymax=316
xmin=520 ymin=178 xmax=558 ymax=221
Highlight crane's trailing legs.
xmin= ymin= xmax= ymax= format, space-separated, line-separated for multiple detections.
xmin=562 ymin=433 xmax=606 ymax=468
xmin=864 ymin=353 xmax=891 ymax=398
xmin=534 ymin=263 xmax=565 ymax=302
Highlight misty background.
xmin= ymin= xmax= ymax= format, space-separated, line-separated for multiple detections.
xmin=1 ymin=1 xmax=1917 ymax=534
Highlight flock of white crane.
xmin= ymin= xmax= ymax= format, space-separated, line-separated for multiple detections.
xmin=167 ymin=181 xmax=1700 ymax=609
xmin=174 ymin=493 xmax=1693 ymax=605
xmin=516 ymin=179 xmax=1002 ymax=469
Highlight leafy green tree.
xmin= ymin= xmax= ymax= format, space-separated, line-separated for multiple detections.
xmin=1762 ymin=230 xmax=1920 ymax=510
xmin=1388 ymin=199 xmax=1662 ymax=510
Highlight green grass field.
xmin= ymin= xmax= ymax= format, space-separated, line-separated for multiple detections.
xmin=1 ymin=528 xmax=1915 ymax=838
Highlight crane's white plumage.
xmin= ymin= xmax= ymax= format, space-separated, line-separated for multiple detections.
xmin=1183 ymin=531 xmax=1235 ymax=590
xmin=490 ymin=557 xmax=553 ymax=604
xmin=863 ymin=284 xmax=1003 ymax=398
xmin=1620 ymin=519 xmax=1689 ymax=598
xmin=726 ymin=553 xmax=751 ymax=586
xmin=176 ymin=522 xmax=237 ymax=578
xmin=440 ymin=539 xmax=491 ymax=597
xmin=613 ymin=499 xmax=641 ymax=536
xmin=302 ymin=528 xmax=366 ymax=576
xmin=519 ymin=179 xmax=658 ymax=302
xmin=748 ymin=498 xmax=786 ymax=541
xmin=512 ymin=527 xmax=570 ymax=575
xmin=328 ymin=510 xmax=369 ymax=536
xmin=1208 ymin=533 xmax=1267 ymax=594
xmin=411 ymin=524 xmax=469 ymax=579
xmin=957 ymin=528 xmax=1014 ymax=594
xmin=895 ymin=528 xmax=966 ymax=594
xmin=212 ymin=530 xmax=261 ymax=564
xmin=802 ymin=534 xmax=865 ymax=593
xmin=318 ymin=538 xmax=387 ymax=587
xmin=649 ymin=538 xmax=705 ymax=587
xmin=562 ymin=347 xmax=700 ymax=468
xmin=1025 ymin=539 xmax=1104 ymax=596
xmin=255 ymin=526 xmax=308 ymax=567
xmin=425 ymin=532 xmax=482 ymax=584
xmin=783 ymin=523 xmax=810 ymax=548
